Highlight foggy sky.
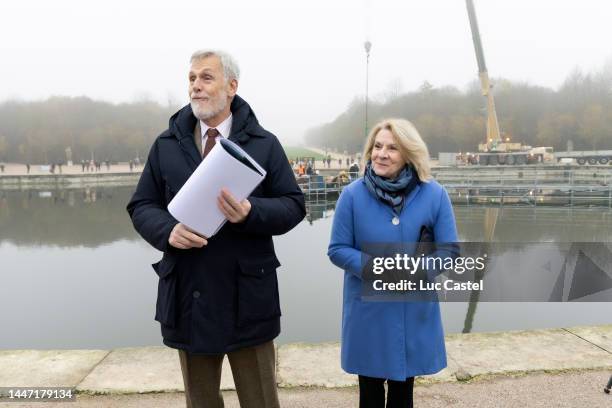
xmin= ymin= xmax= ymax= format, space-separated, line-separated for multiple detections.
xmin=1 ymin=0 xmax=611 ymax=144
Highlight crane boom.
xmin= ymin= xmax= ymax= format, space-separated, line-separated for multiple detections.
xmin=465 ymin=0 xmax=501 ymax=148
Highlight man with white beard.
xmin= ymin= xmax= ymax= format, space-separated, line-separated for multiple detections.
xmin=127 ymin=50 xmax=305 ymax=408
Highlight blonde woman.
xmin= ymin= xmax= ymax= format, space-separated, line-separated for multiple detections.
xmin=328 ymin=119 xmax=458 ymax=407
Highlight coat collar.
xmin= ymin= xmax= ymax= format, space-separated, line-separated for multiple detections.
xmin=162 ymin=95 xmax=267 ymax=171
xmin=163 ymin=95 xmax=267 ymax=144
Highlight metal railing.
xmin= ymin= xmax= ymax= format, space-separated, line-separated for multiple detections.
xmin=433 ymin=166 xmax=612 ymax=208
xmin=296 ymin=166 xmax=612 ymax=208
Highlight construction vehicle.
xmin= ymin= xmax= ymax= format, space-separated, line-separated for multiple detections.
xmin=554 ymin=150 xmax=612 ymax=165
xmin=465 ymin=0 xmax=555 ymax=166
xmin=464 ymin=145 xmax=555 ymax=165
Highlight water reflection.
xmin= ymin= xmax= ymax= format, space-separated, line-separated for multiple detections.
xmin=305 ymin=201 xmax=335 ymax=224
xmin=0 ymin=188 xmax=336 ymax=245
xmin=1 ymin=187 xmax=611 ymax=348
xmin=0 ymin=187 xmax=136 ymax=247
xmin=2 ymin=187 xmax=611 ymax=247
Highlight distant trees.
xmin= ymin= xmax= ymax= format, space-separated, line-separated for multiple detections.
xmin=305 ymin=65 xmax=612 ymax=155
xmin=0 ymin=96 xmax=177 ymax=163
xmin=2 ymin=63 xmax=612 ymax=164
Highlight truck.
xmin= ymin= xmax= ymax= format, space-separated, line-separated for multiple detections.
xmin=554 ymin=150 xmax=612 ymax=165
xmin=438 ymin=152 xmax=463 ymax=166
xmin=468 ymin=144 xmax=555 ymax=165
xmin=451 ymin=146 xmax=553 ymax=165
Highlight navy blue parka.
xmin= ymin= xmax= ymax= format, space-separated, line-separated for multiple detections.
xmin=127 ymin=95 xmax=305 ymax=354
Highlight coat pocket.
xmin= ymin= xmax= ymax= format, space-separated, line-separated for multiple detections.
xmin=236 ymin=255 xmax=281 ymax=327
xmin=152 ymin=254 xmax=178 ymax=327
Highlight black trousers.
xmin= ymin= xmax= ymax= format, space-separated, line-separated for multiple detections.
xmin=358 ymin=375 xmax=414 ymax=408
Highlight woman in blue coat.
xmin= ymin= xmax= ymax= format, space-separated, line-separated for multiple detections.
xmin=328 ymin=118 xmax=458 ymax=407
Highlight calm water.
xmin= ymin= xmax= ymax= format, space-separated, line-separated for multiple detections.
xmin=0 ymin=186 xmax=610 ymax=349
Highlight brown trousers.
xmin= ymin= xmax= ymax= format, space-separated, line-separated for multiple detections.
xmin=178 ymin=341 xmax=280 ymax=408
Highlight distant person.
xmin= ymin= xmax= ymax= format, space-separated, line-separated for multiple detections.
xmin=127 ymin=49 xmax=304 ymax=408
xmin=81 ymin=160 xmax=86 ymax=173
xmin=328 ymin=118 xmax=458 ymax=408
xmin=306 ymin=163 xmax=314 ymax=175
xmin=327 ymin=155 xmax=331 ymax=168
xmin=50 ymin=163 xmax=55 ymax=174
xmin=346 ymin=157 xmax=350 ymax=166
xmin=129 ymin=160 xmax=134 ymax=172
xmin=339 ymin=158 xmax=342 ymax=166
xmin=58 ymin=162 xmax=63 ymax=174
xmin=348 ymin=161 xmax=360 ymax=180
xmin=26 ymin=163 xmax=30 ymax=174
xmin=105 ymin=159 xmax=111 ymax=171
xmin=0 ymin=162 xmax=5 ymax=173
xmin=332 ymin=170 xmax=349 ymax=184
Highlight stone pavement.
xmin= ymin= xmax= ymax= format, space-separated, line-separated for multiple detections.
xmin=0 ymin=325 xmax=610 ymax=398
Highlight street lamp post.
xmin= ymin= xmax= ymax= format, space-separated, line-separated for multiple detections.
xmin=364 ymin=40 xmax=372 ymax=138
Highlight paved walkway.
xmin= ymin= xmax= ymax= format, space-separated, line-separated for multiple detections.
xmin=301 ymin=146 xmax=359 ymax=171
xmin=0 ymin=325 xmax=610 ymax=406
xmin=1 ymin=370 xmax=610 ymax=407
xmin=0 ymin=162 xmax=142 ymax=176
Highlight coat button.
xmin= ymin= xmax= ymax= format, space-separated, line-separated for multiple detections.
xmin=193 ymin=291 xmax=200 ymax=299
xmin=260 ymin=268 xmax=265 ymax=274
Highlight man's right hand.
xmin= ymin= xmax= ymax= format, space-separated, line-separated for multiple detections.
xmin=168 ymin=223 xmax=208 ymax=249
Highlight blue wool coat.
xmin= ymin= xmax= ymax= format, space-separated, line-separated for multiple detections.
xmin=328 ymin=178 xmax=458 ymax=381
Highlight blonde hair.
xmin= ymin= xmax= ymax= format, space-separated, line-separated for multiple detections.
xmin=362 ymin=118 xmax=431 ymax=182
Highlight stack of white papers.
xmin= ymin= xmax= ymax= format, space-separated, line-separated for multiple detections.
xmin=168 ymin=138 xmax=266 ymax=237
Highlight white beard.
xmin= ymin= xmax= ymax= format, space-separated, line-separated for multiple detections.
xmin=190 ymin=90 xmax=228 ymax=121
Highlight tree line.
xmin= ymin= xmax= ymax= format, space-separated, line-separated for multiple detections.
xmin=0 ymin=96 xmax=177 ymax=164
xmin=1 ymin=65 xmax=611 ymax=164
xmin=305 ymin=65 xmax=612 ymax=155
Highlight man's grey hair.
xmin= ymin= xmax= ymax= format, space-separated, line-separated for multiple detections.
xmin=190 ymin=49 xmax=240 ymax=83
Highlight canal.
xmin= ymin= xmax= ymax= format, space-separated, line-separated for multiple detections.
xmin=0 ymin=186 xmax=610 ymax=349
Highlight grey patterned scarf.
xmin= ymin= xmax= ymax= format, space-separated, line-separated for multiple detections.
xmin=364 ymin=161 xmax=419 ymax=216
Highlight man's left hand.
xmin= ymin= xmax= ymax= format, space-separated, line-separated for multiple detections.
xmin=217 ymin=188 xmax=252 ymax=223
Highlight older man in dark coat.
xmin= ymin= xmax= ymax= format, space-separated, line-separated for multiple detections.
xmin=127 ymin=50 xmax=305 ymax=408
